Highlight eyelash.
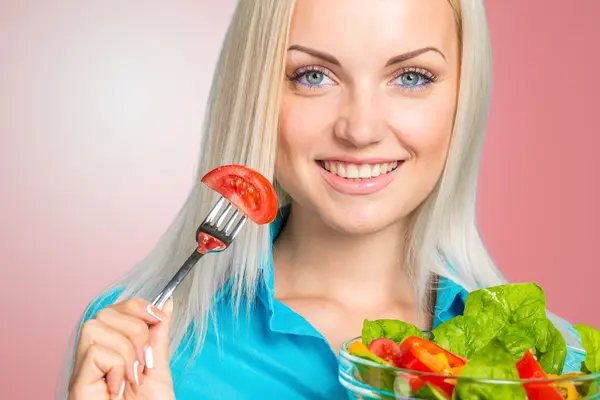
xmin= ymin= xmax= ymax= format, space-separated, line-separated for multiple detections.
xmin=286 ymin=65 xmax=439 ymax=91
xmin=390 ymin=67 xmax=438 ymax=92
xmin=286 ymin=66 xmax=333 ymax=89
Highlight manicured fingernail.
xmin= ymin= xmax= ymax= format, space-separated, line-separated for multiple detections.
xmin=146 ymin=304 xmax=163 ymax=321
xmin=117 ymin=380 xmax=125 ymax=399
xmin=133 ymin=360 xmax=140 ymax=385
xmin=145 ymin=346 xmax=155 ymax=369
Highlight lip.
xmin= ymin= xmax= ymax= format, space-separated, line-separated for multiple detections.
xmin=318 ymin=160 xmax=402 ymax=195
xmin=319 ymin=156 xmax=400 ymax=164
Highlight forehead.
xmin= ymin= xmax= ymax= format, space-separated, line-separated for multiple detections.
xmin=289 ymin=0 xmax=458 ymax=59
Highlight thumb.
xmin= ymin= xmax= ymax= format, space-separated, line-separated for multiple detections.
xmin=147 ymin=297 xmax=174 ymax=373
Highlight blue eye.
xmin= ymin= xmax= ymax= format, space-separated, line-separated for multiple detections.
xmin=392 ymin=70 xmax=435 ymax=90
xmin=293 ymin=68 xmax=335 ymax=88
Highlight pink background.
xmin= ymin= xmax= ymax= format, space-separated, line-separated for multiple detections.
xmin=1 ymin=1 xmax=598 ymax=398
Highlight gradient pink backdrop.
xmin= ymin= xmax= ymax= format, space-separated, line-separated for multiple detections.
xmin=1 ymin=1 xmax=598 ymax=398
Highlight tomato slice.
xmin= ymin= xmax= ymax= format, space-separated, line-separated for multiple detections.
xmin=516 ymin=349 xmax=563 ymax=400
xmin=367 ymin=338 xmax=402 ymax=364
xmin=201 ymin=165 xmax=278 ymax=225
xmin=196 ymin=232 xmax=226 ymax=254
xmin=395 ymin=337 xmax=467 ymax=398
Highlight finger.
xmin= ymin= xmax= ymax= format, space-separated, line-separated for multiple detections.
xmin=146 ymin=297 xmax=174 ymax=376
xmin=95 ymin=308 xmax=151 ymax=369
xmin=71 ymin=343 xmax=127 ymax=399
xmin=109 ymin=297 xmax=166 ymax=325
xmin=75 ymin=318 xmax=140 ymax=386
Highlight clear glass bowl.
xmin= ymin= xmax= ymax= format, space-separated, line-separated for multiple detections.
xmin=338 ymin=336 xmax=600 ymax=400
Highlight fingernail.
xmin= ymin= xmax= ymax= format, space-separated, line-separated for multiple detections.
xmin=145 ymin=346 xmax=155 ymax=369
xmin=133 ymin=360 xmax=140 ymax=385
xmin=146 ymin=304 xmax=163 ymax=321
xmin=117 ymin=380 xmax=125 ymax=399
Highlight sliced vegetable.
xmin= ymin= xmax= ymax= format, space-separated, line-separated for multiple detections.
xmin=396 ymin=336 xmax=467 ymax=374
xmin=201 ymin=165 xmax=278 ymax=225
xmin=367 ymin=338 xmax=402 ymax=365
xmin=547 ymin=373 xmax=582 ymax=400
xmin=348 ymin=342 xmax=389 ymax=366
xmin=196 ymin=232 xmax=226 ymax=254
xmin=355 ymin=283 xmax=600 ymax=399
xmin=395 ymin=336 xmax=466 ymax=397
xmin=516 ymin=349 xmax=563 ymax=400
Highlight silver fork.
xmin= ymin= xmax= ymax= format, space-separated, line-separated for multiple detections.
xmin=151 ymin=196 xmax=247 ymax=309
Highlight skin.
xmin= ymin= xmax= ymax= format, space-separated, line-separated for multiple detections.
xmin=68 ymin=299 xmax=175 ymax=399
xmin=68 ymin=0 xmax=461 ymax=397
xmin=274 ymin=0 xmax=461 ymax=354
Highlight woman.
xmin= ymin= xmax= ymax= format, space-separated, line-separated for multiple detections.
xmin=61 ymin=0 xmax=584 ymax=399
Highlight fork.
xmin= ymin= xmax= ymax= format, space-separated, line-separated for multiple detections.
xmin=151 ymin=196 xmax=247 ymax=309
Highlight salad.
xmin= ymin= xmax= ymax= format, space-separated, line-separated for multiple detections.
xmin=348 ymin=283 xmax=600 ymax=399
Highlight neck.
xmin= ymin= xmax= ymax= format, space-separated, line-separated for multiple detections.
xmin=272 ymin=203 xmax=414 ymax=309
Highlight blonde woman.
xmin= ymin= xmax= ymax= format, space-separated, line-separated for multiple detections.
xmin=61 ymin=0 xmax=584 ymax=399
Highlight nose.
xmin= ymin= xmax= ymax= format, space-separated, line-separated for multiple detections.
xmin=333 ymin=88 xmax=385 ymax=148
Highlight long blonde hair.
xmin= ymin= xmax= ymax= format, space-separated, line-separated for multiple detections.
xmin=57 ymin=0 xmax=578 ymax=397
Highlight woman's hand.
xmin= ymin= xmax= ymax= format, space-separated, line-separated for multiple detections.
xmin=68 ymin=297 xmax=176 ymax=400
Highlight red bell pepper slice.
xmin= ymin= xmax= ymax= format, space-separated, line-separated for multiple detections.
xmin=394 ymin=336 xmax=467 ymax=397
xmin=516 ymin=349 xmax=563 ymax=400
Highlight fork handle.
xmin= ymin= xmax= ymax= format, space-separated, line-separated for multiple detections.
xmin=151 ymin=250 xmax=204 ymax=309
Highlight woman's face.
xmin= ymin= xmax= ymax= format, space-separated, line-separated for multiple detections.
xmin=276 ymin=0 xmax=460 ymax=234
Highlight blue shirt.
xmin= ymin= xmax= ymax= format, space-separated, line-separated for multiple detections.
xmin=81 ymin=208 xmax=585 ymax=399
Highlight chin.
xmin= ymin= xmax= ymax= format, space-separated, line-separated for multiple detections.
xmin=319 ymin=205 xmax=400 ymax=236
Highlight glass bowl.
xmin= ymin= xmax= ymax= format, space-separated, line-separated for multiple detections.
xmin=338 ymin=336 xmax=600 ymax=400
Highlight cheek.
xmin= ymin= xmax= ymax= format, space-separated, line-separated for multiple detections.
xmin=390 ymin=94 xmax=456 ymax=166
xmin=276 ymin=94 xmax=336 ymax=170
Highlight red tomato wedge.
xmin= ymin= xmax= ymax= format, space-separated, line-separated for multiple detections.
xmin=367 ymin=339 xmax=402 ymax=364
xmin=196 ymin=232 xmax=226 ymax=254
xmin=516 ymin=349 xmax=563 ymax=400
xmin=395 ymin=337 xmax=467 ymax=397
xmin=201 ymin=165 xmax=278 ymax=225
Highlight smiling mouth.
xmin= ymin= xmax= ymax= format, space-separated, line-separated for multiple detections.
xmin=318 ymin=160 xmax=402 ymax=179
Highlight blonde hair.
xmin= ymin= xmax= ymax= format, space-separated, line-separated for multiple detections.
xmin=57 ymin=0 xmax=578 ymax=397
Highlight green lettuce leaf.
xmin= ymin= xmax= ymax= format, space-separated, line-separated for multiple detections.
xmin=454 ymin=339 xmax=527 ymax=400
xmin=495 ymin=324 xmax=536 ymax=361
xmin=436 ymin=282 xmax=568 ymax=374
xmin=430 ymin=316 xmax=479 ymax=358
xmin=574 ymin=324 xmax=600 ymax=373
xmin=538 ymin=322 xmax=567 ymax=375
xmin=464 ymin=283 xmax=549 ymax=351
xmin=362 ymin=319 xmax=424 ymax=347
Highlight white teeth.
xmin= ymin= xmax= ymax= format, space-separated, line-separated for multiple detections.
xmin=329 ymin=162 xmax=337 ymax=174
xmin=321 ymin=161 xmax=400 ymax=179
xmin=346 ymin=164 xmax=359 ymax=178
xmin=358 ymin=164 xmax=371 ymax=178
xmin=372 ymin=164 xmax=380 ymax=177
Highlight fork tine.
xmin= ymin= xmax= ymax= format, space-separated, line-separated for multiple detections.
xmin=223 ymin=209 xmax=241 ymax=235
xmin=230 ymin=216 xmax=247 ymax=240
xmin=215 ymin=203 xmax=234 ymax=228
xmin=204 ymin=197 xmax=226 ymax=224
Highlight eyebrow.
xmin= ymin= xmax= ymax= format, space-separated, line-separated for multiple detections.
xmin=287 ymin=45 xmax=446 ymax=67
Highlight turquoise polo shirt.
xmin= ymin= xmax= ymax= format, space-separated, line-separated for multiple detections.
xmin=80 ymin=207 xmax=585 ymax=399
